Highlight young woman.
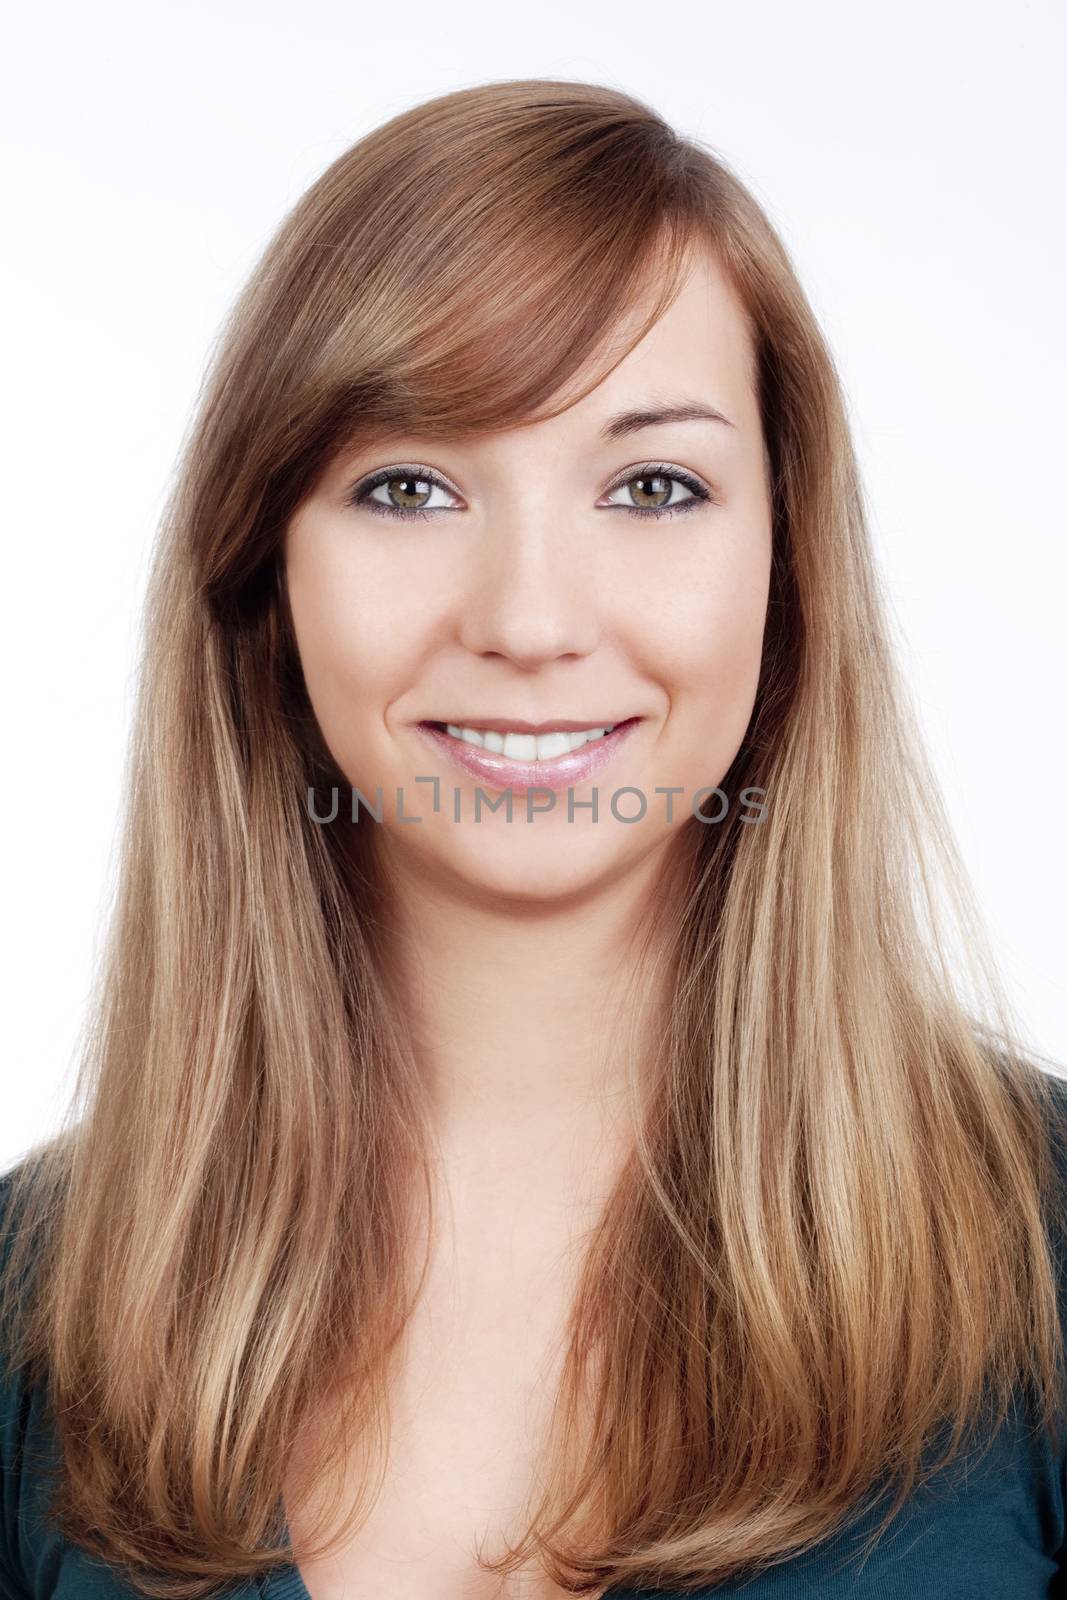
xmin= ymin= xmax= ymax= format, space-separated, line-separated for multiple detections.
xmin=2 ymin=77 xmax=1065 ymax=1600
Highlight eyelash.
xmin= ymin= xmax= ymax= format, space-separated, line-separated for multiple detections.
xmin=345 ymin=461 xmax=716 ymax=522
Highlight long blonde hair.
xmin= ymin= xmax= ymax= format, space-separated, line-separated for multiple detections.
xmin=2 ymin=76 xmax=1064 ymax=1599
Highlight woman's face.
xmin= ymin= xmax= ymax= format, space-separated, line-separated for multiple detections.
xmin=284 ymin=244 xmax=773 ymax=903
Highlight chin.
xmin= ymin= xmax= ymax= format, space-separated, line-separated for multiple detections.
xmin=416 ymin=824 xmax=646 ymax=905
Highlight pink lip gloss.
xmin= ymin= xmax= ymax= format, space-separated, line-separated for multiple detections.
xmin=413 ymin=718 xmax=643 ymax=792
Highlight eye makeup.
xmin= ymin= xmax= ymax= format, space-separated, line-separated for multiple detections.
xmin=344 ymin=460 xmax=719 ymax=522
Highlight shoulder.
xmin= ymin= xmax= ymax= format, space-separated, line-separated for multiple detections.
xmin=1038 ymin=1066 xmax=1067 ymax=1117
xmin=1035 ymin=1070 xmax=1067 ymax=1206
xmin=0 ymin=1162 xmax=33 ymax=1595
xmin=0 ymin=1161 xmax=40 ymax=1593
xmin=0 ymin=1159 xmax=68 ymax=1598
xmin=1042 ymin=1068 xmax=1067 ymax=1128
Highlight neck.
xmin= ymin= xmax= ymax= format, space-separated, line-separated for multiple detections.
xmin=374 ymin=836 xmax=683 ymax=1190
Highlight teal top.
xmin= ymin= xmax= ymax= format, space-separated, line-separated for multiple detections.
xmin=4 ymin=1076 xmax=1067 ymax=1598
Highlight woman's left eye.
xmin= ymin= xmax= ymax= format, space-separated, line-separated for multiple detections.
xmin=603 ymin=464 xmax=713 ymax=519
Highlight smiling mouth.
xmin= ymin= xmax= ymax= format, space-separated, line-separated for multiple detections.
xmin=413 ymin=716 xmax=644 ymax=791
xmin=423 ymin=720 xmax=637 ymax=762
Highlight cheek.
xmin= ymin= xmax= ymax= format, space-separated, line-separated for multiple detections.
xmin=638 ymin=528 xmax=771 ymax=771
xmin=285 ymin=545 xmax=426 ymax=726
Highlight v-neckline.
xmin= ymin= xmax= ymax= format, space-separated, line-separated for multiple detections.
xmin=256 ymin=1505 xmax=312 ymax=1600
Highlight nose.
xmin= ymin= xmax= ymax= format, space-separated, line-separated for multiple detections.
xmin=455 ymin=499 xmax=602 ymax=669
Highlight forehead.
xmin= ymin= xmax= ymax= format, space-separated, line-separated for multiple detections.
xmin=521 ymin=244 xmax=759 ymax=442
xmin=312 ymin=240 xmax=761 ymax=494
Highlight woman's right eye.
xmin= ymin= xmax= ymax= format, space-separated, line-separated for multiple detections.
xmin=348 ymin=467 xmax=460 ymax=521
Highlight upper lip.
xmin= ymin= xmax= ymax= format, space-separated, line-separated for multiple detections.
xmin=423 ymin=717 xmax=634 ymax=735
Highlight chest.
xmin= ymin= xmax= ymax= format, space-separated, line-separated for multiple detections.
xmin=282 ymin=1190 xmax=605 ymax=1600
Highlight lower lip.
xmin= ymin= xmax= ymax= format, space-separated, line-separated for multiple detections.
xmin=412 ymin=718 xmax=643 ymax=791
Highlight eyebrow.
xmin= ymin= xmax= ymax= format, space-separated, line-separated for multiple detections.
xmin=599 ymin=399 xmax=737 ymax=440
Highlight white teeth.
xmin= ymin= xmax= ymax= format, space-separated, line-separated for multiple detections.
xmin=443 ymin=723 xmax=618 ymax=761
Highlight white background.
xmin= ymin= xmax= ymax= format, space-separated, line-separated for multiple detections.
xmin=2 ymin=0 xmax=1064 ymax=1167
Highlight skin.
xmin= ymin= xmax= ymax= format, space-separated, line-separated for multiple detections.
xmin=281 ymin=242 xmax=773 ymax=1597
